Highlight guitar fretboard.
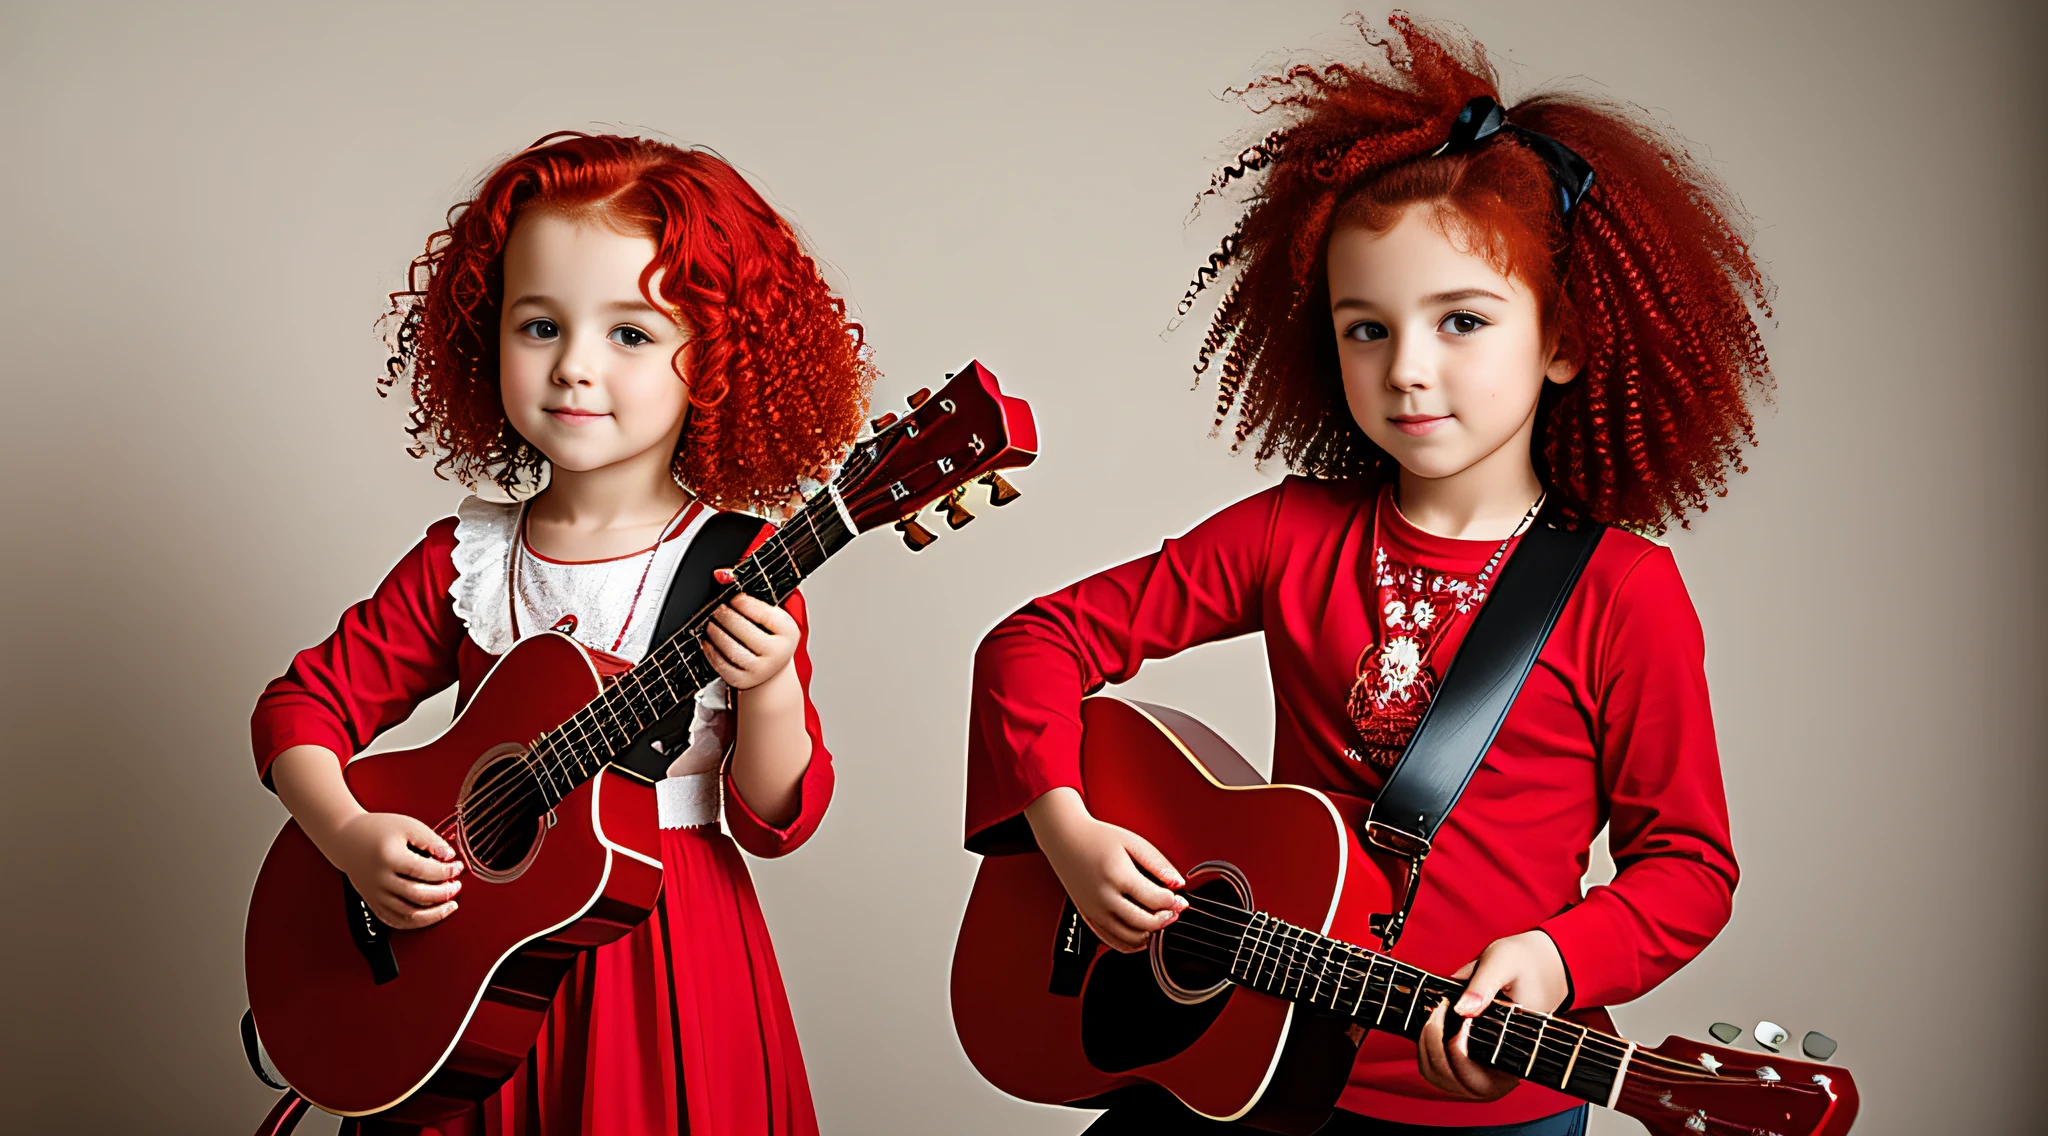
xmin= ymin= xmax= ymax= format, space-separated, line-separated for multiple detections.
xmin=1226 ymin=911 xmax=1633 ymax=1105
xmin=520 ymin=489 xmax=856 ymax=802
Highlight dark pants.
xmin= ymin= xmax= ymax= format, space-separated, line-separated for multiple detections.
xmin=1078 ymin=1089 xmax=1589 ymax=1136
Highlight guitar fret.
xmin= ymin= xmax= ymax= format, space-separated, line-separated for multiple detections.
xmin=1400 ymin=965 xmax=1424 ymax=1032
xmin=1228 ymin=913 xmax=1257 ymax=980
xmin=1526 ymin=1016 xmax=1547 ymax=1077
xmin=1560 ymin=1025 xmax=1588 ymax=1097
xmin=1492 ymin=1004 xmax=1514 ymax=1064
xmin=1375 ymin=958 xmax=1396 ymax=1025
xmin=1352 ymin=954 xmax=1376 ymax=1018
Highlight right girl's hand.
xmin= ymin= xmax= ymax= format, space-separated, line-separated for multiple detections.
xmin=1024 ymin=787 xmax=1187 ymax=953
xmin=325 ymin=812 xmax=465 ymax=930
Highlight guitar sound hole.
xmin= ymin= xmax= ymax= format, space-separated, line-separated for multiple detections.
xmin=1155 ymin=876 xmax=1244 ymax=994
xmin=459 ymin=754 xmax=547 ymax=877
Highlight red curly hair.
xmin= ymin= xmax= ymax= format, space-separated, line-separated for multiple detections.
xmin=1182 ymin=15 xmax=1773 ymax=531
xmin=382 ymin=132 xmax=875 ymax=513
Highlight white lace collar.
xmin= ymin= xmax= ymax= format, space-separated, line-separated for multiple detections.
xmin=449 ymin=496 xmax=712 ymax=660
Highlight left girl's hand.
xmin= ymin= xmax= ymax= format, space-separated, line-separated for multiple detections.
xmin=703 ymin=572 xmax=800 ymax=690
xmin=1417 ymin=930 xmax=1571 ymax=1101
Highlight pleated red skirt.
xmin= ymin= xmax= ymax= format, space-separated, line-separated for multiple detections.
xmin=351 ymin=825 xmax=818 ymax=1136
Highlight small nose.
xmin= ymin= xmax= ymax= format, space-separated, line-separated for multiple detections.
xmin=1384 ymin=331 xmax=1433 ymax=392
xmin=553 ymin=334 xmax=599 ymax=387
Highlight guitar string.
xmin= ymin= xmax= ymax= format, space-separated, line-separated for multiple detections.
xmin=421 ymin=428 xmax=888 ymax=864
xmin=456 ymin=535 xmax=826 ymax=857
xmin=1164 ymin=900 xmax=1740 ymax=1087
xmin=1161 ymin=899 xmax=1644 ymax=1083
xmin=1154 ymin=931 xmax=1637 ymax=1093
xmin=459 ymin=483 xmax=879 ymax=856
xmin=454 ymin=500 xmax=847 ymax=853
xmin=471 ymin=501 xmax=839 ymax=819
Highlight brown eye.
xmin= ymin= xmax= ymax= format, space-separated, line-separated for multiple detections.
xmin=1345 ymin=321 xmax=1388 ymax=342
xmin=1439 ymin=312 xmax=1487 ymax=335
xmin=609 ymin=326 xmax=652 ymax=347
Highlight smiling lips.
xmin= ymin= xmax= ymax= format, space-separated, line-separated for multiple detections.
xmin=1390 ymin=413 xmax=1451 ymax=436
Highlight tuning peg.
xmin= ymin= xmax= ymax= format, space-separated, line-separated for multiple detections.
xmin=906 ymin=387 xmax=931 ymax=409
xmin=870 ymin=411 xmax=898 ymax=432
xmin=940 ymin=491 xmax=975 ymax=529
xmin=1708 ymin=1022 xmax=1742 ymax=1044
xmin=980 ymin=472 xmax=1020 ymax=506
xmin=1801 ymin=1031 xmax=1837 ymax=1061
xmin=894 ymin=516 xmax=937 ymax=551
xmin=1753 ymin=1021 xmax=1788 ymax=1053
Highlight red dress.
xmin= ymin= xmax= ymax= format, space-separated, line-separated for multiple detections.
xmin=252 ymin=504 xmax=829 ymax=1135
xmin=967 ymin=476 xmax=1737 ymax=1126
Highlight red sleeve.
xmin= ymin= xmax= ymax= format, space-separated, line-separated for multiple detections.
xmin=722 ymin=545 xmax=834 ymax=858
xmin=250 ymin=518 xmax=465 ymax=787
xmin=1540 ymin=545 xmax=1740 ymax=1009
xmin=964 ymin=485 xmax=1282 ymax=852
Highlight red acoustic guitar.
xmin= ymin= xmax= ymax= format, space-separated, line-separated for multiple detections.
xmin=245 ymin=362 xmax=1035 ymax=1123
xmin=951 ymin=697 xmax=1859 ymax=1135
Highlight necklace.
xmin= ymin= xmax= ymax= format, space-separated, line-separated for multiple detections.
xmin=1343 ymin=486 xmax=1545 ymax=768
xmin=507 ymin=499 xmax=696 ymax=655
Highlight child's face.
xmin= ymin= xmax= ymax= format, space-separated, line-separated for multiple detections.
xmin=1326 ymin=205 xmax=1573 ymax=484
xmin=499 ymin=211 xmax=690 ymax=478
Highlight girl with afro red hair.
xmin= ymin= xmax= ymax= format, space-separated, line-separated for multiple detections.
xmin=967 ymin=15 xmax=1769 ymax=1133
xmin=251 ymin=133 xmax=873 ymax=1134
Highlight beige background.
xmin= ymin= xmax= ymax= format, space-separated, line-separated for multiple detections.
xmin=1 ymin=1 xmax=2041 ymax=1132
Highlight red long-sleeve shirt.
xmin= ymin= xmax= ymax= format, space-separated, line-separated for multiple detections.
xmin=252 ymin=516 xmax=833 ymax=859
xmin=965 ymin=475 xmax=1737 ymax=1125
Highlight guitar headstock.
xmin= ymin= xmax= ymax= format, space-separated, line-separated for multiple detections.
xmin=1616 ymin=1035 xmax=1859 ymax=1136
xmin=832 ymin=360 xmax=1037 ymax=549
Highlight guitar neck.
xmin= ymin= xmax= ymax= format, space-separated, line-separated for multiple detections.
xmin=1228 ymin=910 xmax=1635 ymax=1108
xmin=522 ymin=488 xmax=858 ymax=802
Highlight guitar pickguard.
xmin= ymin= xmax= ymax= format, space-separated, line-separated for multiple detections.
xmin=1080 ymin=948 xmax=1236 ymax=1073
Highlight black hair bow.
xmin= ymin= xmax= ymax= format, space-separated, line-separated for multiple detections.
xmin=1436 ymin=96 xmax=1595 ymax=217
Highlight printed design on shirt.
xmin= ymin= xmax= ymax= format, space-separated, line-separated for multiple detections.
xmin=1345 ymin=545 xmax=1490 ymax=767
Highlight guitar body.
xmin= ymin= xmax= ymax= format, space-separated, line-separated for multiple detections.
xmin=242 ymin=362 xmax=1042 ymax=1122
xmin=952 ymin=697 xmax=1390 ymax=1131
xmin=244 ymin=632 xmax=663 ymax=1121
xmin=953 ymin=696 xmax=1862 ymax=1136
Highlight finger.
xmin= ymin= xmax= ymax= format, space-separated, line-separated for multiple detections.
xmin=395 ymin=851 xmax=464 ymax=883
xmin=1089 ymin=909 xmax=1152 ymax=953
xmin=1105 ymin=890 xmax=1180 ymax=933
xmin=702 ymin=644 xmax=748 ymax=687
xmin=712 ymin=605 xmax=775 ymax=655
xmin=712 ymin=566 xmax=739 ymax=586
xmin=1120 ymin=832 xmax=1186 ymax=891
xmin=1456 ymin=951 xmax=1511 ymax=1018
xmin=1115 ymin=866 xmax=1184 ymax=918
xmin=705 ymin=621 xmax=759 ymax=665
xmin=374 ymin=898 xmax=458 ymax=929
xmin=725 ymin=592 xmax=790 ymax=629
xmin=398 ymin=816 xmax=459 ymax=863
xmin=1446 ymin=1016 xmax=1512 ymax=1098
xmin=388 ymin=876 xmax=462 ymax=907
xmin=1101 ymin=895 xmax=1176 ymax=948
xmin=1417 ymin=1002 xmax=1462 ymax=1096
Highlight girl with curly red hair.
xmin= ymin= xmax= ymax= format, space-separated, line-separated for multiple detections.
xmin=251 ymin=133 xmax=872 ymax=1134
xmin=967 ymin=15 xmax=1769 ymax=1134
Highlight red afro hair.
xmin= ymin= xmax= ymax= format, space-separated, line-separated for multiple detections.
xmin=1181 ymin=14 xmax=1774 ymax=531
xmin=381 ymin=132 xmax=875 ymax=514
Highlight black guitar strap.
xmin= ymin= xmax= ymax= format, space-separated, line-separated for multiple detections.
xmin=1363 ymin=507 xmax=1605 ymax=951
xmin=608 ymin=510 xmax=765 ymax=782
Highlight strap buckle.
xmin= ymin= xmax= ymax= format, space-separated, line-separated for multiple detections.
xmin=1364 ymin=821 xmax=1431 ymax=952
